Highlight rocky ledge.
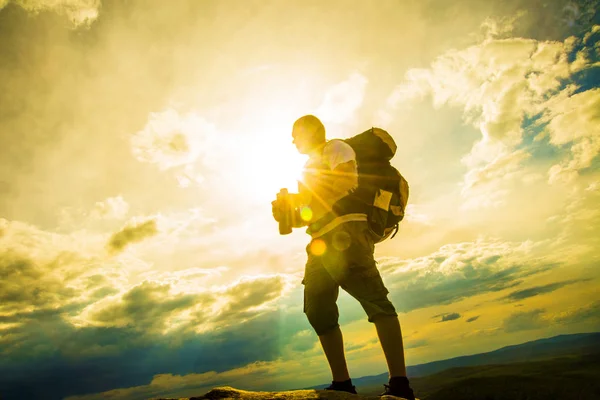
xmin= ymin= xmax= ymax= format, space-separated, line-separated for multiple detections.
xmin=161 ymin=386 xmax=413 ymax=400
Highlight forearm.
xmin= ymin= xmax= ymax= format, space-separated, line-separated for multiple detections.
xmin=290 ymin=193 xmax=310 ymax=227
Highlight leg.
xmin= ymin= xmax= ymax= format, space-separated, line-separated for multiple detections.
xmin=318 ymin=326 xmax=350 ymax=382
xmin=328 ymin=223 xmax=414 ymax=398
xmin=373 ymin=314 xmax=407 ymax=378
xmin=303 ymin=249 xmax=350 ymax=382
xmin=328 ymin=224 xmax=404 ymax=378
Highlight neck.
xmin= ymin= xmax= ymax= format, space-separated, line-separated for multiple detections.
xmin=307 ymin=141 xmax=326 ymax=157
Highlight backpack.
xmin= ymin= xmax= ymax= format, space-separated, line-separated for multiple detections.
xmin=342 ymin=127 xmax=409 ymax=242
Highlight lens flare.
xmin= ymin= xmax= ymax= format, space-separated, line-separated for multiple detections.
xmin=309 ymin=239 xmax=327 ymax=256
xmin=300 ymin=206 xmax=313 ymax=222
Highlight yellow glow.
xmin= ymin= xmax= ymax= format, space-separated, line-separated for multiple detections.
xmin=309 ymin=239 xmax=326 ymax=256
xmin=300 ymin=206 xmax=313 ymax=221
xmin=232 ymin=120 xmax=307 ymax=204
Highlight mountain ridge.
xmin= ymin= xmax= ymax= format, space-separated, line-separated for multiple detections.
xmin=302 ymin=331 xmax=600 ymax=390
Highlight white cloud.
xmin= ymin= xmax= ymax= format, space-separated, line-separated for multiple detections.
xmin=131 ymin=109 xmax=216 ymax=186
xmin=69 ymin=272 xmax=296 ymax=336
xmin=461 ymin=148 xmax=530 ymax=210
xmin=546 ymin=181 xmax=600 ymax=256
xmin=315 ymin=72 xmax=368 ymax=126
xmin=404 ymin=204 xmax=434 ymax=225
xmin=478 ymin=11 xmax=525 ymax=40
xmin=543 ymin=88 xmax=600 ymax=184
xmin=376 ymin=237 xmax=555 ymax=312
xmin=91 ymin=195 xmax=129 ymax=220
xmin=381 ymin=22 xmax=599 ymax=208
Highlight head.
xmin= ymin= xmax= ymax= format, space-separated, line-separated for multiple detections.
xmin=292 ymin=115 xmax=326 ymax=155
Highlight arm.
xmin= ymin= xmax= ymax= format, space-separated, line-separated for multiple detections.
xmin=327 ymin=160 xmax=358 ymax=204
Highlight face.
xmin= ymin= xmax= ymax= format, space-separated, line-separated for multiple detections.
xmin=292 ymin=128 xmax=313 ymax=154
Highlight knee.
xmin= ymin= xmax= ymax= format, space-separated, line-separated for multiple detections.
xmin=304 ymin=306 xmax=339 ymax=336
xmin=369 ymin=312 xmax=399 ymax=323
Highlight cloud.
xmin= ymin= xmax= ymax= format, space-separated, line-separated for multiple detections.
xmin=2 ymin=0 xmax=101 ymax=27
xmin=58 ymin=196 xmax=131 ymax=230
xmin=551 ymin=300 xmax=600 ymax=325
xmin=0 ymin=253 xmax=76 ymax=313
xmin=377 ymin=237 xmax=557 ymax=313
xmin=382 ymin=22 xmax=600 ymax=207
xmin=130 ymin=109 xmax=217 ymax=186
xmin=1 ymin=311 xmax=303 ymax=400
xmin=544 ymin=88 xmax=600 ymax=184
xmin=63 ymin=357 xmax=301 ymax=400
xmin=502 ymin=309 xmax=547 ymax=332
xmin=315 ymin=72 xmax=368 ymax=126
xmin=71 ymin=273 xmax=295 ymax=339
xmin=466 ymin=316 xmax=480 ymax=322
xmin=0 ymin=220 xmax=303 ymax=399
xmin=107 ymin=219 xmax=158 ymax=253
xmin=286 ymin=330 xmax=316 ymax=353
xmin=79 ymin=281 xmax=206 ymax=334
xmin=434 ymin=312 xmax=461 ymax=322
xmin=0 ymin=219 xmax=114 ymax=320
xmin=461 ymin=148 xmax=530 ymax=210
xmin=405 ymin=339 xmax=429 ymax=349
xmin=91 ymin=196 xmax=130 ymax=220
xmin=216 ymin=275 xmax=292 ymax=324
xmin=502 ymin=279 xmax=586 ymax=301
xmin=479 ymin=12 xmax=525 ymax=40
xmin=546 ymin=181 xmax=600 ymax=253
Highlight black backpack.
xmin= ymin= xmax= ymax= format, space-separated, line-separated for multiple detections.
xmin=342 ymin=127 xmax=409 ymax=242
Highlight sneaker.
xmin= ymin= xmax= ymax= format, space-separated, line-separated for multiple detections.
xmin=380 ymin=376 xmax=415 ymax=400
xmin=325 ymin=379 xmax=358 ymax=394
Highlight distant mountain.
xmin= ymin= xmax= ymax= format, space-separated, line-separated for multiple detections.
xmin=364 ymin=351 xmax=600 ymax=399
xmin=407 ymin=331 xmax=600 ymax=377
xmin=302 ymin=331 xmax=600 ymax=391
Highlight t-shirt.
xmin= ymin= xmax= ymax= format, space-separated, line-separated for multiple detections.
xmin=297 ymin=140 xmax=366 ymax=237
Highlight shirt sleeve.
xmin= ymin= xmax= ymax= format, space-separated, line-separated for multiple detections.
xmin=322 ymin=139 xmax=356 ymax=170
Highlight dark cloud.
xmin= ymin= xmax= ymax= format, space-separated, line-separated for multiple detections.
xmin=107 ymin=219 xmax=158 ymax=253
xmin=502 ymin=309 xmax=547 ymax=332
xmin=405 ymin=339 xmax=428 ymax=349
xmin=388 ymin=261 xmax=558 ymax=314
xmin=553 ymin=301 xmax=600 ymax=325
xmin=215 ymin=276 xmax=287 ymax=323
xmin=88 ymin=281 xmax=205 ymax=333
xmin=329 ymin=240 xmax=562 ymax=326
xmin=439 ymin=312 xmax=461 ymax=322
xmin=287 ymin=330 xmax=316 ymax=353
xmin=0 ymin=307 xmax=309 ymax=400
xmin=0 ymin=252 xmax=82 ymax=313
xmin=466 ymin=316 xmax=480 ymax=322
xmin=502 ymin=279 xmax=587 ymax=301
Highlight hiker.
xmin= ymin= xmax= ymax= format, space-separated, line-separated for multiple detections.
xmin=271 ymin=115 xmax=416 ymax=399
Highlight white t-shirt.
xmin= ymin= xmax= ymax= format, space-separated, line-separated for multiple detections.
xmin=320 ymin=139 xmax=356 ymax=171
xmin=298 ymin=140 xmax=361 ymax=235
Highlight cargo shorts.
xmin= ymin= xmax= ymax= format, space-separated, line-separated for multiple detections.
xmin=301 ymin=221 xmax=398 ymax=336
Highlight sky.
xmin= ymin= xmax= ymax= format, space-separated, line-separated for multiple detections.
xmin=0 ymin=0 xmax=599 ymax=399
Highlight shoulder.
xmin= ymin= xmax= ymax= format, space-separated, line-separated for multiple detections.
xmin=323 ymin=139 xmax=355 ymax=161
xmin=322 ymin=139 xmax=356 ymax=169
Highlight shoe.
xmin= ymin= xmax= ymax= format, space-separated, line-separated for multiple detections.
xmin=325 ymin=379 xmax=358 ymax=394
xmin=380 ymin=376 xmax=415 ymax=399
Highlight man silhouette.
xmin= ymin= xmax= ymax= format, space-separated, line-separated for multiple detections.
xmin=272 ymin=115 xmax=416 ymax=399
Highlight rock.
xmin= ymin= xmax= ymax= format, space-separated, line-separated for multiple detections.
xmin=159 ymin=386 xmax=413 ymax=400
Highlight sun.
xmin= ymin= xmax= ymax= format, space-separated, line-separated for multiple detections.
xmin=233 ymin=137 xmax=307 ymax=205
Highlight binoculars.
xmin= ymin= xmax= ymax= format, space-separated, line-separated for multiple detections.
xmin=276 ymin=188 xmax=293 ymax=235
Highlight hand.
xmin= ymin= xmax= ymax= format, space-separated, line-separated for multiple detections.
xmin=271 ymin=200 xmax=281 ymax=222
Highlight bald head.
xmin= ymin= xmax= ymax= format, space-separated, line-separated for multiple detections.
xmin=292 ymin=115 xmax=326 ymax=154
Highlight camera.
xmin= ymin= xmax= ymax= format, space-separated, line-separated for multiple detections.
xmin=277 ymin=188 xmax=293 ymax=235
